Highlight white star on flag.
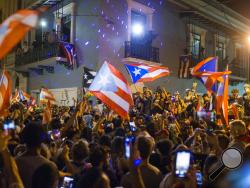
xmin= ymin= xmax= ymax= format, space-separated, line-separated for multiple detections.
xmin=133 ymin=68 xmax=141 ymax=76
xmin=83 ymin=74 xmax=88 ymax=79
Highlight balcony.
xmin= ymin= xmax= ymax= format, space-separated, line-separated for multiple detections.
xmin=124 ymin=41 xmax=160 ymax=63
xmin=15 ymin=44 xmax=58 ymax=66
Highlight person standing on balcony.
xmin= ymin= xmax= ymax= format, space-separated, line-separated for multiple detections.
xmin=48 ymin=29 xmax=57 ymax=45
xmin=22 ymin=41 xmax=29 ymax=54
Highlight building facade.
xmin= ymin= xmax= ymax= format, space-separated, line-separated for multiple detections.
xmin=1 ymin=0 xmax=250 ymax=100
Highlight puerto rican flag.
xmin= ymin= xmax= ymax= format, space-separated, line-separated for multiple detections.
xmin=56 ymin=41 xmax=77 ymax=69
xmin=0 ymin=9 xmax=39 ymax=60
xmin=191 ymin=57 xmax=230 ymax=93
xmin=40 ymin=88 xmax=56 ymax=105
xmin=89 ymin=61 xmax=133 ymax=119
xmin=125 ymin=63 xmax=169 ymax=83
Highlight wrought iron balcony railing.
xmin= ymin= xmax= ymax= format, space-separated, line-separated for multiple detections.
xmin=124 ymin=41 xmax=160 ymax=63
xmin=15 ymin=44 xmax=58 ymax=66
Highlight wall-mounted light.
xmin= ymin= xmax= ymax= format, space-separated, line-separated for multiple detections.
xmin=132 ymin=23 xmax=144 ymax=36
xmin=40 ymin=19 xmax=47 ymax=27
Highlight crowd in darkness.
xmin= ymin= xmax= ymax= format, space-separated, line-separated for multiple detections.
xmin=1 ymin=84 xmax=250 ymax=188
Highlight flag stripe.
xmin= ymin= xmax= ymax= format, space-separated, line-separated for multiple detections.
xmin=116 ymin=87 xmax=133 ymax=105
xmin=102 ymin=91 xmax=130 ymax=112
xmin=91 ymin=91 xmax=128 ymax=118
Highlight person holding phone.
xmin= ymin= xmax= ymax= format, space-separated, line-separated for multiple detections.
xmin=159 ymin=147 xmax=197 ymax=188
xmin=121 ymin=136 xmax=162 ymax=188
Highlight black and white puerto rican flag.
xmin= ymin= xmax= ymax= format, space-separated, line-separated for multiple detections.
xmin=178 ymin=55 xmax=192 ymax=79
xmin=83 ymin=67 xmax=96 ymax=88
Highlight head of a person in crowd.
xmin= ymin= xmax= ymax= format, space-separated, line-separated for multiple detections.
xmin=217 ymin=134 xmax=230 ymax=150
xmin=114 ymin=127 xmax=126 ymax=137
xmin=49 ymin=117 xmax=61 ymax=130
xmin=72 ymin=139 xmax=89 ymax=163
xmin=20 ymin=122 xmax=46 ymax=150
xmin=77 ymin=167 xmax=110 ymax=188
xmin=136 ymin=116 xmax=145 ymax=127
xmin=136 ymin=136 xmax=154 ymax=161
xmin=89 ymin=146 xmax=106 ymax=168
xmin=81 ymin=126 xmax=93 ymax=142
xmin=111 ymin=136 xmax=124 ymax=158
xmin=31 ymin=163 xmax=59 ymax=188
xmin=99 ymin=135 xmax=111 ymax=152
xmin=156 ymin=139 xmax=173 ymax=157
xmin=230 ymin=120 xmax=247 ymax=140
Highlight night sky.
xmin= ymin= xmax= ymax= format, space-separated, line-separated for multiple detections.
xmin=219 ymin=0 xmax=250 ymax=19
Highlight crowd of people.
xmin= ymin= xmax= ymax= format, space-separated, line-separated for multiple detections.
xmin=1 ymin=83 xmax=250 ymax=188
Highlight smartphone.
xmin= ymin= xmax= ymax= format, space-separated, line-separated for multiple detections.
xmin=196 ymin=171 xmax=203 ymax=186
xmin=175 ymin=151 xmax=191 ymax=178
xmin=129 ymin=122 xmax=137 ymax=132
xmin=61 ymin=176 xmax=74 ymax=188
xmin=125 ymin=137 xmax=131 ymax=159
xmin=4 ymin=120 xmax=15 ymax=131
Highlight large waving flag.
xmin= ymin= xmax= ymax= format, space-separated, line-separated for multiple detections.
xmin=191 ymin=57 xmax=230 ymax=93
xmin=216 ymin=67 xmax=230 ymax=126
xmin=0 ymin=9 xmax=39 ymax=60
xmin=89 ymin=61 xmax=133 ymax=119
xmin=0 ymin=71 xmax=12 ymax=115
xmin=125 ymin=63 xmax=169 ymax=83
xmin=40 ymin=88 xmax=56 ymax=104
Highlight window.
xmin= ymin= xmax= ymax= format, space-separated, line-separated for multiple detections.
xmin=216 ymin=41 xmax=225 ymax=61
xmin=187 ymin=24 xmax=206 ymax=59
xmin=191 ymin=33 xmax=201 ymax=57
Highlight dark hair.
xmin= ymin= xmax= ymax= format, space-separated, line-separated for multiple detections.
xmin=81 ymin=127 xmax=93 ymax=142
xmin=156 ymin=139 xmax=173 ymax=156
xmin=32 ymin=163 xmax=58 ymax=188
xmin=89 ymin=146 xmax=105 ymax=167
xmin=137 ymin=136 xmax=153 ymax=160
xmin=20 ymin=122 xmax=45 ymax=148
xmin=99 ymin=135 xmax=111 ymax=148
xmin=72 ymin=140 xmax=89 ymax=162
xmin=49 ymin=118 xmax=61 ymax=130
xmin=217 ymin=134 xmax=230 ymax=150
xmin=111 ymin=136 xmax=124 ymax=156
